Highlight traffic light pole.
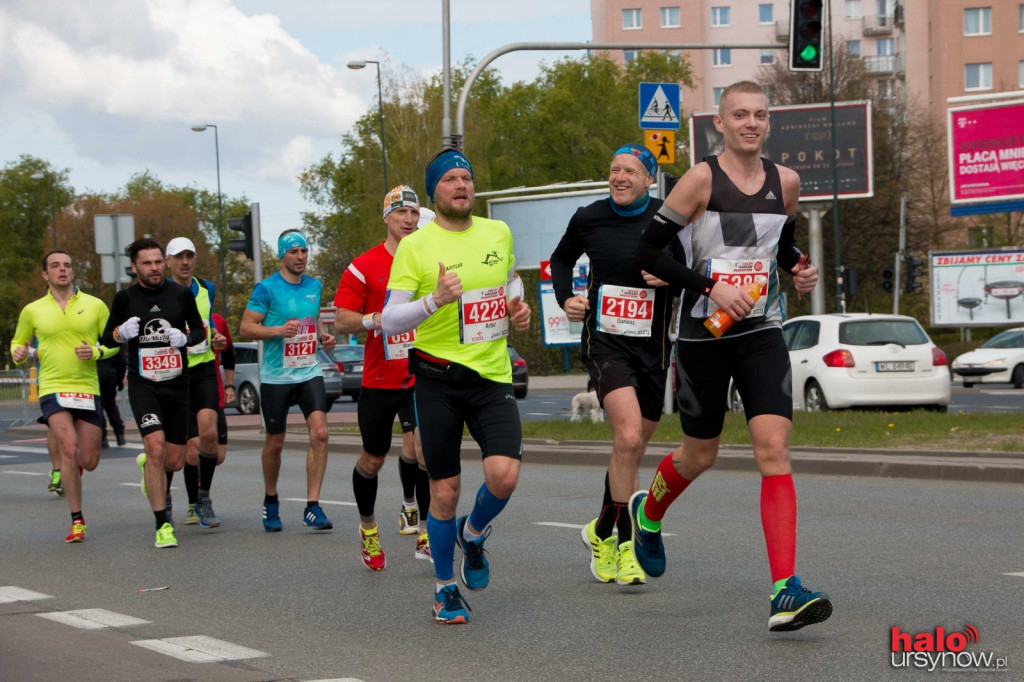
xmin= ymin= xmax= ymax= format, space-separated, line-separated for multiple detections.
xmin=894 ymin=194 xmax=906 ymax=314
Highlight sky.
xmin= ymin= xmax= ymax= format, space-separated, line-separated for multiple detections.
xmin=0 ymin=0 xmax=593 ymax=244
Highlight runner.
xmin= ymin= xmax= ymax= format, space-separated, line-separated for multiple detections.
xmin=101 ymin=237 xmax=206 ymax=548
xmin=381 ymin=149 xmax=531 ymax=624
xmin=240 ymin=230 xmax=337 ymax=533
xmin=630 ymin=80 xmax=830 ymax=631
xmin=333 ymin=185 xmax=431 ymax=570
xmin=11 ymin=250 xmax=115 ymax=543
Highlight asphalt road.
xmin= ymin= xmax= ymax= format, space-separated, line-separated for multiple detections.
xmin=2 ymin=437 xmax=1022 ymax=681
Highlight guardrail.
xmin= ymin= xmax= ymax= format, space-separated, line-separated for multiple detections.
xmin=0 ymin=369 xmax=133 ymax=431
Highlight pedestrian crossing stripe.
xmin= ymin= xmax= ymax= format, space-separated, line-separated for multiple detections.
xmin=38 ymin=608 xmax=150 ymax=629
xmin=0 ymin=586 xmax=52 ymax=603
xmin=132 ymin=636 xmax=269 ymax=663
xmin=640 ymin=85 xmax=680 ymax=126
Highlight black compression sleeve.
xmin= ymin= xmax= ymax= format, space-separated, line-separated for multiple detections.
xmin=776 ymin=216 xmax=802 ymax=272
xmin=635 ymin=207 xmax=717 ymax=295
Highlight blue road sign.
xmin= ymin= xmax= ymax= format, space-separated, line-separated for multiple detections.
xmin=639 ymin=82 xmax=680 ymax=130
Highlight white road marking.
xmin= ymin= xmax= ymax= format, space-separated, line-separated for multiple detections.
xmin=131 ymin=636 xmax=269 ymax=663
xmin=1 ymin=471 xmax=47 ymax=476
xmin=534 ymin=521 xmax=675 ymax=536
xmin=0 ymin=586 xmax=53 ymax=603
xmin=1002 ymin=572 xmax=1024 ymax=577
xmin=284 ymin=497 xmax=356 ymax=507
xmin=38 ymin=609 xmax=150 ymax=629
xmin=0 ymin=455 xmax=17 ymax=459
xmin=0 ymin=446 xmax=50 ymax=454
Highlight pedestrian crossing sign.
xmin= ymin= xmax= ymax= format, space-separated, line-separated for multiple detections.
xmin=639 ymin=82 xmax=681 ymax=130
xmin=644 ymin=130 xmax=675 ymax=165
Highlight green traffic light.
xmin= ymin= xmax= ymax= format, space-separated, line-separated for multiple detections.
xmin=799 ymin=45 xmax=819 ymax=62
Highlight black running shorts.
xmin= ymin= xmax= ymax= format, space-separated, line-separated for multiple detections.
xmin=128 ymin=377 xmax=191 ymax=444
xmin=260 ymin=376 xmax=327 ymax=435
xmin=583 ymin=354 xmax=668 ymax=422
xmin=357 ymin=386 xmax=416 ymax=456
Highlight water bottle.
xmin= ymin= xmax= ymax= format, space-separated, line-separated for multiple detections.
xmin=703 ymin=276 xmax=768 ymax=338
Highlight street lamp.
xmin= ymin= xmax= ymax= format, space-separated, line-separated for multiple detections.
xmin=190 ymin=124 xmax=227 ymax=318
xmin=346 ymin=59 xmax=388 ymax=190
xmin=30 ymin=172 xmax=57 ymax=249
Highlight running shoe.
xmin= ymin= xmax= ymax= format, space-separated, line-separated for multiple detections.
xmin=768 ymin=576 xmax=833 ymax=632
xmin=433 ymin=583 xmax=471 ymax=624
xmin=629 ymin=490 xmax=665 ymax=577
xmin=415 ymin=532 xmax=433 ymax=563
xmin=262 ymin=501 xmax=283 ymax=532
xmin=184 ymin=503 xmax=199 ymax=525
xmin=302 ymin=504 xmax=333 ymax=531
xmin=456 ymin=515 xmax=491 ymax=591
xmin=580 ymin=519 xmax=617 ymax=583
xmin=195 ymin=496 xmax=221 ymax=528
xmin=154 ymin=522 xmax=178 ymax=548
xmin=48 ymin=469 xmax=65 ymax=497
xmin=360 ymin=526 xmax=386 ymax=570
xmin=615 ymin=540 xmax=647 ymax=586
xmin=65 ymin=521 xmax=87 ymax=543
xmin=136 ymin=453 xmax=147 ymax=496
xmin=399 ymin=504 xmax=419 ymax=535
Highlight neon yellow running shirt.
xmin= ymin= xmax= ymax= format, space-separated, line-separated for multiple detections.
xmin=388 ymin=217 xmax=516 ymax=382
xmin=11 ymin=289 xmax=114 ymax=397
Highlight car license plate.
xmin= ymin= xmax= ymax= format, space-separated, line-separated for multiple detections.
xmin=352 ymin=364 xmax=363 ymax=372
xmin=875 ymin=361 xmax=914 ymax=372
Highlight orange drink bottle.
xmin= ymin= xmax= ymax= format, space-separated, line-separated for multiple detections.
xmin=703 ymin=276 xmax=767 ymax=338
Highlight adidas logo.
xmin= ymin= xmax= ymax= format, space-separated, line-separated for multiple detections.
xmin=765 ymin=190 xmax=777 ymax=200
xmin=150 ymin=305 xmax=161 ymax=312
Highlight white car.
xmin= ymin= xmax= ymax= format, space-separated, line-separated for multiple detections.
xmin=950 ymin=327 xmax=1024 ymax=388
xmin=729 ymin=313 xmax=952 ymax=412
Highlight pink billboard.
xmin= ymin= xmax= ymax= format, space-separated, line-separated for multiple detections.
xmin=947 ymin=100 xmax=1024 ymax=204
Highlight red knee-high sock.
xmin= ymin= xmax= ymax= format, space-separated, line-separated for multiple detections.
xmin=761 ymin=473 xmax=797 ymax=584
xmin=642 ymin=454 xmax=692 ymax=522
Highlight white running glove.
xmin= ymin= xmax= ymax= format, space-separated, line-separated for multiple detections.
xmin=118 ymin=316 xmax=140 ymax=342
xmin=166 ymin=328 xmax=188 ymax=348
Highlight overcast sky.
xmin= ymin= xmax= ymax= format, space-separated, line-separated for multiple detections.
xmin=1 ymin=0 xmax=592 ymax=243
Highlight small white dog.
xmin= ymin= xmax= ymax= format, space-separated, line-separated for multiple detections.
xmin=570 ymin=390 xmax=604 ymax=423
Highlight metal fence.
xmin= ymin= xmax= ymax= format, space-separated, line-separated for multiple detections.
xmin=0 ymin=369 xmax=132 ymax=431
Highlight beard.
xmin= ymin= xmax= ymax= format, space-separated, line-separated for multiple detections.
xmin=436 ymin=194 xmax=474 ymax=220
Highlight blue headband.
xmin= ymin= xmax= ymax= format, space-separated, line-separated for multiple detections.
xmin=613 ymin=144 xmax=658 ymax=178
xmin=425 ymin=150 xmax=474 ymax=202
xmin=277 ymin=231 xmax=308 ymax=258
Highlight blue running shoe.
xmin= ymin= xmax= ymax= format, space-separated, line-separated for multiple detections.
xmin=433 ymin=583 xmax=471 ymax=624
xmin=302 ymin=504 xmax=333 ymax=531
xmin=456 ymin=515 xmax=491 ymax=591
xmin=768 ymin=576 xmax=833 ymax=632
xmin=629 ymin=490 xmax=665 ymax=577
xmin=262 ymin=501 xmax=283 ymax=532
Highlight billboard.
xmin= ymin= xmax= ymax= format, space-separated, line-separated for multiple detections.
xmin=930 ymin=248 xmax=1024 ymax=327
xmin=690 ymin=101 xmax=873 ymax=201
xmin=947 ymin=99 xmax=1024 ymax=204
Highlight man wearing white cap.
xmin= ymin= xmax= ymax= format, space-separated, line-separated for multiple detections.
xmin=164 ymin=236 xmax=228 ymax=529
xmin=333 ymin=185 xmax=431 ymax=571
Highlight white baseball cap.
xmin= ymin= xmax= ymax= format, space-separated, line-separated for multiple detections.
xmin=166 ymin=237 xmax=197 ymax=256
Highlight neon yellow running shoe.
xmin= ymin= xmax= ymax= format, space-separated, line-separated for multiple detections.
xmin=616 ymin=541 xmax=647 ymax=586
xmin=580 ymin=519 xmax=617 ymax=583
xmin=184 ymin=503 xmax=199 ymax=525
xmin=155 ymin=522 xmax=177 ymax=548
xmin=136 ymin=453 xmax=147 ymax=496
xmin=48 ymin=469 xmax=65 ymax=497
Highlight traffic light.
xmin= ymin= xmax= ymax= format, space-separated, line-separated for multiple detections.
xmin=227 ymin=212 xmax=254 ymax=260
xmin=844 ymin=268 xmax=860 ymax=298
xmin=904 ymin=257 xmax=924 ymax=294
xmin=881 ymin=267 xmax=894 ymax=293
xmin=789 ymin=0 xmax=824 ymax=72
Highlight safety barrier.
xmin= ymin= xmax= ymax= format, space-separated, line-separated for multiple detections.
xmin=0 ymin=368 xmax=133 ymax=431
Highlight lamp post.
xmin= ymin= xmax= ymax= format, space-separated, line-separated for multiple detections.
xmin=30 ymin=172 xmax=57 ymax=248
xmin=346 ymin=59 xmax=388 ymax=190
xmin=190 ymin=124 xmax=227 ymax=318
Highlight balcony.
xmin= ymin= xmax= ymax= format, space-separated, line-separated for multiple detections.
xmin=775 ymin=20 xmax=789 ymax=42
xmin=863 ymin=52 xmax=904 ymax=76
xmin=862 ymin=13 xmax=894 ymax=35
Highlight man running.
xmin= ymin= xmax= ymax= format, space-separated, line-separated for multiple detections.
xmin=631 ymin=80 xmax=829 ymax=631
xmin=102 ymin=237 xmax=206 ymax=548
xmin=334 ymin=185 xmax=431 ymax=570
xmin=164 ymin=236 xmax=227 ymax=529
xmin=240 ymin=230 xmax=337 ymax=533
xmin=382 ymin=149 xmax=531 ymax=624
xmin=12 ymin=250 xmax=115 ymax=543
xmin=550 ymin=144 xmax=681 ymax=586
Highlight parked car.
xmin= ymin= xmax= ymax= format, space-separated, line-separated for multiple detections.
xmin=509 ymin=347 xmax=529 ymax=399
xmin=330 ymin=344 xmax=364 ymax=401
xmin=225 ymin=342 xmax=343 ymax=414
xmin=950 ymin=327 xmax=1024 ymax=388
xmin=727 ymin=313 xmax=951 ymax=413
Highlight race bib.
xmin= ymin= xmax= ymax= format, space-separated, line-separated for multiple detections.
xmin=704 ymin=259 xmax=770 ymax=318
xmin=383 ymin=329 xmax=416 ymax=361
xmin=458 ymin=286 xmax=509 ymax=344
xmin=596 ymin=284 xmax=655 ymax=337
xmin=283 ymin=331 xmax=317 ymax=368
xmin=56 ymin=392 xmax=96 ymax=410
xmin=139 ymin=347 xmax=183 ymax=382
xmin=187 ymin=319 xmax=210 ymax=355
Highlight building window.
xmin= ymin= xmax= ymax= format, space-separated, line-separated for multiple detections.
xmin=711 ymin=6 xmax=730 ymax=26
xmin=877 ymin=38 xmax=894 ymax=56
xmin=661 ymin=6 xmax=681 ymax=27
xmin=758 ymin=4 xmax=773 ymax=23
xmin=1020 ymin=4 xmax=1023 ymax=31
xmin=1020 ymin=60 xmax=1024 ymax=87
xmin=876 ymin=79 xmax=894 ymax=99
xmin=964 ymin=7 xmax=992 ymax=35
xmin=965 ymin=62 xmax=993 ymax=90
xmin=847 ymin=40 xmax=861 ymax=57
xmin=760 ymin=48 xmax=775 ymax=64
xmin=845 ymin=0 xmax=861 ymax=19
xmin=713 ymin=87 xmax=725 ymax=107
xmin=622 ymin=8 xmax=642 ymax=30
xmin=713 ymin=48 xmax=732 ymax=66
xmin=624 ymin=50 xmax=638 ymax=64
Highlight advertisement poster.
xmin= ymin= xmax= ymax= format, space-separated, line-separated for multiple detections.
xmin=931 ymin=249 xmax=1024 ymax=327
xmin=947 ymin=100 xmax=1024 ymax=204
xmin=538 ymin=260 xmax=589 ymax=347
